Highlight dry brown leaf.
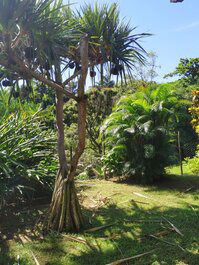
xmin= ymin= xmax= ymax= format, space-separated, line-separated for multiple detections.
xmin=105 ymin=250 xmax=155 ymax=265
xmin=163 ymin=217 xmax=184 ymax=237
xmin=18 ymin=235 xmax=40 ymax=265
xmin=30 ymin=250 xmax=40 ymax=265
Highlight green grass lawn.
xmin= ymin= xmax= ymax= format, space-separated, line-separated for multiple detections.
xmin=0 ymin=172 xmax=198 ymax=265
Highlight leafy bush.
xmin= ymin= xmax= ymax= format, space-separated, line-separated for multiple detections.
xmin=101 ymin=86 xmax=183 ymax=183
xmin=0 ymin=111 xmax=57 ymax=208
xmin=185 ymin=149 xmax=199 ymax=175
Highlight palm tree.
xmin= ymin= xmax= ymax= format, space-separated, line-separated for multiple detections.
xmin=67 ymin=3 xmax=150 ymax=84
xmin=0 ymin=0 xmax=149 ymax=232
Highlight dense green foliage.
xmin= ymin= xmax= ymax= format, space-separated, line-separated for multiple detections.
xmin=102 ymin=85 xmax=196 ymax=182
xmin=0 ymin=110 xmax=57 ymax=208
xmin=165 ymin=58 xmax=199 ymax=85
xmin=185 ymin=150 xmax=199 ymax=175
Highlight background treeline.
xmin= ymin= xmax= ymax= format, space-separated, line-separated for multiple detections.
xmin=0 ymin=57 xmax=198 ymax=207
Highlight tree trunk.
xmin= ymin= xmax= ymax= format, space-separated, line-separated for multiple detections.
xmin=47 ymin=35 xmax=88 ymax=233
xmin=47 ymin=88 xmax=84 ymax=232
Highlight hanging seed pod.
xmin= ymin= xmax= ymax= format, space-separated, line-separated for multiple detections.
xmin=43 ymin=61 xmax=51 ymax=70
xmin=63 ymin=96 xmax=69 ymax=103
xmin=110 ymin=67 xmax=119 ymax=75
xmin=117 ymin=64 xmax=123 ymax=71
xmin=76 ymin=63 xmax=82 ymax=71
xmin=69 ymin=62 xmax=75 ymax=69
xmin=25 ymin=47 xmax=37 ymax=60
xmin=90 ymin=70 xmax=96 ymax=78
xmin=2 ymin=79 xmax=12 ymax=87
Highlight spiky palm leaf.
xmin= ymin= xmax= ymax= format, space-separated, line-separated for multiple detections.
xmin=69 ymin=3 xmax=150 ymax=82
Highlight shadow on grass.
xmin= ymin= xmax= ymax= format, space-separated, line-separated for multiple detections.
xmin=120 ymin=173 xmax=199 ymax=193
xmin=30 ymin=200 xmax=199 ymax=265
xmin=0 ymin=240 xmax=17 ymax=265
xmin=0 ymin=202 xmax=48 ymax=264
xmin=1 ymin=179 xmax=198 ymax=265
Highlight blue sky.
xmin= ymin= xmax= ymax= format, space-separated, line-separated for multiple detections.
xmin=65 ymin=0 xmax=199 ymax=83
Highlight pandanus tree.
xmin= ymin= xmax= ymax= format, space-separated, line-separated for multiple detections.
xmin=0 ymin=0 xmax=149 ymax=232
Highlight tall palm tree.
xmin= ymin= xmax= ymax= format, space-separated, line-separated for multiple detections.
xmin=0 ymin=0 xmax=149 ymax=232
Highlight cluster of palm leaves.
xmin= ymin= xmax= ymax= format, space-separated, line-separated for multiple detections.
xmin=0 ymin=0 xmax=149 ymax=87
xmin=0 ymin=110 xmax=57 ymax=208
xmin=72 ymin=4 xmax=149 ymax=78
xmin=101 ymin=86 xmax=186 ymax=182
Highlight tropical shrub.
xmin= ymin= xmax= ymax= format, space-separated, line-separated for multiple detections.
xmin=0 ymin=111 xmax=57 ymax=208
xmin=185 ymin=90 xmax=199 ymax=176
xmin=165 ymin=58 xmax=199 ymax=86
xmin=101 ymin=85 xmax=194 ymax=183
xmin=64 ymin=87 xmax=117 ymax=155
xmin=185 ymin=150 xmax=199 ymax=175
xmin=189 ymin=90 xmax=199 ymax=135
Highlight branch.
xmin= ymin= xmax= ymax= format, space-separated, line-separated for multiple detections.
xmin=63 ymin=70 xmax=81 ymax=86
xmin=68 ymin=34 xmax=89 ymax=180
xmin=13 ymin=56 xmax=79 ymax=101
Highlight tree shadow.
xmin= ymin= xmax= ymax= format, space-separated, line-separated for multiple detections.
xmin=0 ymin=239 xmax=17 ymax=265
xmin=0 ymin=201 xmax=48 ymax=264
xmin=30 ymin=199 xmax=199 ymax=265
xmin=145 ymin=174 xmax=199 ymax=194
xmin=1 ymin=180 xmax=198 ymax=265
xmin=120 ymin=174 xmax=199 ymax=193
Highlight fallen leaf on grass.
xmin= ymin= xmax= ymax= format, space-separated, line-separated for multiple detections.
xmin=30 ymin=250 xmax=40 ymax=265
xmin=63 ymin=235 xmax=98 ymax=251
xmin=162 ymin=217 xmax=183 ymax=237
xmin=143 ymin=229 xmax=172 ymax=240
xmin=18 ymin=235 xmax=40 ymax=265
xmin=105 ymin=250 xmax=155 ymax=265
xmin=133 ymin=192 xmax=149 ymax=199
xmin=62 ymin=235 xmax=87 ymax=244
xmin=131 ymin=199 xmax=149 ymax=205
xmin=84 ymin=224 xmax=114 ymax=232
xmin=149 ymin=234 xmax=186 ymax=252
xmin=18 ymin=234 xmax=32 ymax=244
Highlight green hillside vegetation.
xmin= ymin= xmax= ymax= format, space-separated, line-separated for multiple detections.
xmin=0 ymin=1 xmax=198 ymax=264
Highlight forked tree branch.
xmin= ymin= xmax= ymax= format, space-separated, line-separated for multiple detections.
xmin=2 ymin=54 xmax=79 ymax=101
xmin=68 ymin=34 xmax=89 ymax=180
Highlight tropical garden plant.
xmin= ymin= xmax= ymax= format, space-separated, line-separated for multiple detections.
xmin=101 ymin=85 xmax=196 ymax=182
xmin=0 ymin=110 xmax=57 ymax=209
xmin=0 ymin=0 xmax=149 ymax=232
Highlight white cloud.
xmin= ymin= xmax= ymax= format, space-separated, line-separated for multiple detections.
xmin=173 ymin=21 xmax=199 ymax=32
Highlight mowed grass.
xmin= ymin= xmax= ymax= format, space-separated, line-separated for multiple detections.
xmin=0 ymin=173 xmax=199 ymax=265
